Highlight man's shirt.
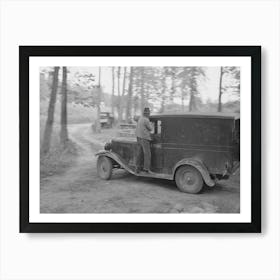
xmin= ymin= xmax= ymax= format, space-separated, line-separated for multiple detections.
xmin=136 ymin=116 xmax=153 ymax=140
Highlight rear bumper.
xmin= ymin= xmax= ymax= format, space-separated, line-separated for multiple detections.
xmin=231 ymin=161 xmax=240 ymax=175
xmin=220 ymin=161 xmax=240 ymax=179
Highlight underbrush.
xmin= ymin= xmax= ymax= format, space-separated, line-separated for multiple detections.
xmin=41 ymin=100 xmax=97 ymax=125
xmin=91 ymin=127 xmax=119 ymax=143
xmin=40 ymin=127 xmax=78 ymax=178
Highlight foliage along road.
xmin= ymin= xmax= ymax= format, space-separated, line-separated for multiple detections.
xmin=40 ymin=124 xmax=240 ymax=214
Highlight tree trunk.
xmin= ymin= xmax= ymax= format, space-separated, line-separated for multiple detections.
xmin=189 ymin=93 xmax=194 ymax=112
xmin=60 ymin=67 xmax=68 ymax=148
xmin=218 ymin=67 xmax=224 ymax=112
xmin=160 ymin=75 xmax=166 ymax=113
xmin=170 ymin=68 xmax=175 ymax=102
xmin=126 ymin=67 xmax=134 ymax=122
xmin=133 ymin=96 xmax=138 ymax=117
xmin=160 ymin=97 xmax=165 ymax=113
xmin=42 ymin=67 xmax=59 ymax=154
xmin=95 ymin=67 xmax=102 ymax=133
xmin=96 ymin=99 xmax=101 ymax=133
xmin=140 ymin=67 xmax=145 ymax=112
xmin=117 ymin=67 xmax=121 ymax=121
xmin=189 ymin=70 xmax=196 ymax=112
xmin=120 ymin=67 xmax=127 ymax=121
xmin=111 ymin=66 xmax=115 ymax=115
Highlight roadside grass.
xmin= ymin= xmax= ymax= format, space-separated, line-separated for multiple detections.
xmin=40 ymin=97 xmax=96 ymax=178
xmin=212 ymin=197 xmax=240 ymax=213
xmin=91 ymin=127 xmax=119 ymax=144
xmin=212 ymin=170 xmax=240 ymax=213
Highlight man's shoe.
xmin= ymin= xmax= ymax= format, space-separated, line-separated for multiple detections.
xmin=143 ymin=169 xmax=151 ymax=173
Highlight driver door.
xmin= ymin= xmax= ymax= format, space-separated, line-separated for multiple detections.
xmin=150 ymin=119 xmax=163 ymax=173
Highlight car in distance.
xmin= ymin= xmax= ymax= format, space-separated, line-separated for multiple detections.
xmin=96 ymin=113 xmax=240 ymax=194
xmin=100 ymin=112 xmax=114 ymax=128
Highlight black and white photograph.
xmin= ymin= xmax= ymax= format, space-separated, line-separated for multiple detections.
xmin=3 ymin=0 xmax=279 ymax=279
xmin=40 ymin=65 xmax=241 ymax=214
xmin=20 ymin=46 xmax=260 ymax=232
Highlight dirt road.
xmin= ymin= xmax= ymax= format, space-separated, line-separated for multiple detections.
xmin=40 ymin=124 xmax=240 ymax=213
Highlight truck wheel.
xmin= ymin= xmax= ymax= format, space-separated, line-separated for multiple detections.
xmin=97 ymin=156 xmax=113 ymax=180
xmin=175 ymin=165 xmax=203 ymax=194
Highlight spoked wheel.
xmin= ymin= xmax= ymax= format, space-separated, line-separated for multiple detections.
xmin=175 ymin=165 xmax=203 ymax=194
xmin=97 ymin=156 xmax=113 ymax=180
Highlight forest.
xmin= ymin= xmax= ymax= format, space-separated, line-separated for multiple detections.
xmin=40 ymin=66 xmax=240 ymax=155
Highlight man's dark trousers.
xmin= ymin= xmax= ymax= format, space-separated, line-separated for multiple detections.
xmin=137 ymin=137 xmax=151 ymax=171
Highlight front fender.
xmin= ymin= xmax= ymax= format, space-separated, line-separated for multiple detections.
xmin=95 ymin=150 xmax=121 ymax=164
xmin=173 ymin=158 xmax=215 ymax=187
xmin=95 ymin=150 xmax=111 ymax=157
xmin=95 ymin=150 xmax=137 ymax=175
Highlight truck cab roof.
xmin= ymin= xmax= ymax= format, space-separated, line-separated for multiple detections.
xmin=150 ymin=112 xmax=240 ymax=120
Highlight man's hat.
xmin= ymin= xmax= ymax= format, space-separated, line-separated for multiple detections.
xmin=143 ymin=107 xmax=150 ymax=114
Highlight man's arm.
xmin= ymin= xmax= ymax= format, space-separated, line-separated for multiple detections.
xmin=144 ymin=118 xmax=153 ymax=131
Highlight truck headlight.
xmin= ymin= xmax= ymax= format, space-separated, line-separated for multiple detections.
xmin=104 ymin=142 xmax=112 ymax=151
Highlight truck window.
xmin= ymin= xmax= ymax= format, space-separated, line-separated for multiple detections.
xmin=151 ymin=120 xmax=162 ymax=142
xmin=152 ymin=120 xmax=161 ymax=135
xmin=157 ymin=120 xmax=162 ymax=134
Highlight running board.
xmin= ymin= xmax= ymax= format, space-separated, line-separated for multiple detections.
xmin=96 ymin=151 xmax=173 ymax=180
xmin=134 ymin=171 xmax=173 ymax=180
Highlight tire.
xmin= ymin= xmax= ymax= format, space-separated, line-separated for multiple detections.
xmin=175 ymin=165 xmax=204 ymax=194
xmin=97 ymin=156 xmax=113 ymax=180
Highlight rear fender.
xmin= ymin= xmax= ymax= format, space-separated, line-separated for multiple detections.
xmin=173 ymin=158 xmax=215 ymax=187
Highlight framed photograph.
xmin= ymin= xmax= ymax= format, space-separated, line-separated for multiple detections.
xmin=20 ymin=46 xmax=261 ymax=233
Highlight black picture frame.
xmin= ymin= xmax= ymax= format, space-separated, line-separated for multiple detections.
xmin=20 ymin=46 xmax=261 ymax=233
